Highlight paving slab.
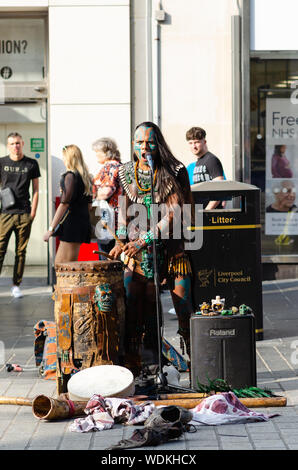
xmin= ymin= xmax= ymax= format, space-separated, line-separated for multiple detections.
xmin=0 ymin=275 xmax=298 ymax=462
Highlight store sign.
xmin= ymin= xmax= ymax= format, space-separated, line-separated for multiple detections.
xmin=31 ymin=138 xmax=44 ymax=152
xmin=0 ymin=18 xmax=45 ymax=82
xmin=265 ymin=98 xmax=298 ymax=236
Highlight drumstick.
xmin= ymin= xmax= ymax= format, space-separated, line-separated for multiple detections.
xmin=93 ymin=249 xmax=141 ymax=267
xmin=97 ymin=219 xmax=141 ymax=266
xmin=92 ymin=250 xmax=115 ymax=260
xmin=98 ymin=219 xmax=124 ymax=247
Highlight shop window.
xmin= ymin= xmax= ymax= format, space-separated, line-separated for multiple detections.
xmin=250 ymin=58 xmax=298 ymax=257
xmin=0 ymin=15 xmax=47 ymax=271
xmin=0 ymin=17 xmax=45 ymax=82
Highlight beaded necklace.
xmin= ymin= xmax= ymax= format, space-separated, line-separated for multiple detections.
xmin=134 ymin=159 xmax=157 ymax=192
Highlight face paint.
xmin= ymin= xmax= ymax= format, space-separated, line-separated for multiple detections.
xmin=133 ymin=126 xmax=157 ymax=163
xmin=94 ymin=283 xmax=114 ymax=312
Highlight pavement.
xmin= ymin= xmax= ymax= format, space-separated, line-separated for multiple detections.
xmin=0 ymin=268 xmax=298 ymax=461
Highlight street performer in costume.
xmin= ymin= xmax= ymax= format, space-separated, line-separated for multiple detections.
xmin=110 ymin=122 xmax=194 ymax=376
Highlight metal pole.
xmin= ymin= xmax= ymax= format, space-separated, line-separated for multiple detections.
xmin=241 ymin=0 xmax=251 ymax=183
xmin=149 ymin=170 xmax=165 ymax=385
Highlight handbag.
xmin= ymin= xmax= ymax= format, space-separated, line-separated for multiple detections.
xmin=52 ymin=209 xmax=70 ymax=237
xmin=0 ymin=187 xmax=15 ymax=210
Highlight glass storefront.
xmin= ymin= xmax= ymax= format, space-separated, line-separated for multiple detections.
xmin=0 ymin=14 xmax=48 ymax=274
xmin=0 ymin=18 xmax=45 ymax=82
xmin=250 ymin=58 xmax=298 ymax=259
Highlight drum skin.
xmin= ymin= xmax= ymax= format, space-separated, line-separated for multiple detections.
xmin=53 ymin=261 xmax=125 ymax=393
xmin=67 ymin=365 xmax=135 ymax=401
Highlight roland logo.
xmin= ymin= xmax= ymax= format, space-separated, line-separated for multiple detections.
xmin=209 ymin=328 xmax=236 ymax=337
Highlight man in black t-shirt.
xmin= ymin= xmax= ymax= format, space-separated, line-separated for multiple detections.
xmin=186 ymin=126 xmax=224 ymax=209
xmin=0 ymin=132 xmax=41 ymax=298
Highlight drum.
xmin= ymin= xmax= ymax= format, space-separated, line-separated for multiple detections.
xmin=53 ymin=260 xmax=125 ymax=393
xmin=67 ymin=365 xmax=135 ymax=401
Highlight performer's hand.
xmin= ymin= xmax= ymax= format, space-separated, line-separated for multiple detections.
xmin=123 ymin=240 xmax=145 ymax=258
xmin=109 ymin=244 xmax=123 ymax=260
xmin=43 ymin=231 xmax=52 ymax=242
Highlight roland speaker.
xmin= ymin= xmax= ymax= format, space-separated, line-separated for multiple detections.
xmin=190 ymin=314 xmax=256 ymax=390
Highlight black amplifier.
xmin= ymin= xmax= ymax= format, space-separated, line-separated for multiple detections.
xmin=190 ymin=313 xmax=256 ymax=390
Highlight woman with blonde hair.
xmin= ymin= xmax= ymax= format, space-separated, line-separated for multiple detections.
xmin=43 ymin=144 xmax=92 ymax=265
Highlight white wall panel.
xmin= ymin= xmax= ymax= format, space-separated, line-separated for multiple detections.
xmin=49 ymin=104 xmax=131 ymax=197
xmin=0 ymin=1 xmax=48 ymax=7
xmin=251 ymin=0 xmax=298 ymax=50
xmin=49 ymin=1 xmax=128 ymax=5
xmin=48 ymin=2 xmax=131 ymax=202
xmin=0 ymin=1 xmax=129 ymax=6
xmin=49 ymin=5 xmax=130 ymax=104
xmin=157 ymin=0 xmax=234 ymax=178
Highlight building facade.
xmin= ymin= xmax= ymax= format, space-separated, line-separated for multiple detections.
xmin=0 ymin=0 xmax=297 ymax=280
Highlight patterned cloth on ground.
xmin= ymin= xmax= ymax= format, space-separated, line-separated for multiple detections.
xmin=34 ymin=320 xmax=57 ymax=380
xmin=190 ymin=392 xmax=279 ymax=426
xmin=68 ymin=394 xmax=156 ymax=433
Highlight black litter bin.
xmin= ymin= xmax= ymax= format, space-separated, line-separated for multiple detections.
xmin=188 ymin=180 xmax=263 ymax=340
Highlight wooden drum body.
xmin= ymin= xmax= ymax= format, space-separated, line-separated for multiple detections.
xmin=54 ymin=260 xmax=125 ymax=393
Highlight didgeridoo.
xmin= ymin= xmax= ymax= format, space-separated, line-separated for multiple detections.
xmin=134 ymin=396 xmax=287 ymax=408
xmin=0 ymin=396 xmax=32 ymax=405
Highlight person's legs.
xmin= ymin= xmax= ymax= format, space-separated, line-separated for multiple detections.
xmin=123 ymin=269 xmax=147 ymax=375
xmin=170 ymin=275 xmax=193 ymax=358
xmin=54 ymin=241 xmax=81 ymax=266
xmin=13 ymin=213 xmax=32 ymax=286
xmin=0 ymin=213 xmax=14 ymax=276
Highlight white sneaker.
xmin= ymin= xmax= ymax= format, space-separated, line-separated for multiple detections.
xmin=11 ymin=285 xmax=23 ymax=298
